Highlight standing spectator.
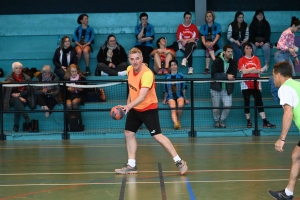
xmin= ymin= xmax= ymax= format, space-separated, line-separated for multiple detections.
xmin=151 ymin=37 xmax=176 ymax=75
xmin=275 ymin=16 xmax=300 ymax=76
xmin=210 ymin=45 xmax=237 ymax=128
xmin=249 ymin=10 xmax=271 ymax=72
xmin=227 ymin=11 xmax=249 ymax=64
xmin=162 ymin=59 xmax=189 ymax=129
xmin=200 ymin=11 xmax=222 ymax=74
xmin=238 ymin=43 xmax=275 ymax=128
xmin=2 ymin=62 xmax=31 ymax=132
xmin=95 ymin=34 xmax=128 ymax=76
xmin=64 ymin=64 xmax=86 ymax=110
xmin=53 ymin=36 xmax=78 ymax=80
xmin=34 ymin=65 xmax=60 ymax=118
xmin=176 ymin=11 xmax=199 ymax=75
xmin=73 ymin=13 xmax=94 ymax=75
xmin=134 ymin=12 xmax=154 ymax=66
xmin=268 ymin=61 xmax=300 ymax=200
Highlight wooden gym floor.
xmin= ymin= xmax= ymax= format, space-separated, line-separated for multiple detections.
xmin=0 ymin=136 xmax=299 ymax=200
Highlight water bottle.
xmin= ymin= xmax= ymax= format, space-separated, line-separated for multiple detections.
xmin=57 ymin=36 xmax=61 ymax=48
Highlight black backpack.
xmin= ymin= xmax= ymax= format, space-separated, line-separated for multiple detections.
xmin=66 ymin=111 xmax=85 ymax=132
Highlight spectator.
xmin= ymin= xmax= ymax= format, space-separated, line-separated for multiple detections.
xmin=134 ymin=12 xmax=154 ymax=66
xmin=249 ymin=10 xmax=271 ymax=73
xmin=177 ymin=11 xmax=199 ymax=75
xmin=275 ymin=16 xmax=300 ymax=76
xmin=52 ymin=36 xmax=78 ymax=80
xmin=34 ymin=65 xmax=60 ymax=117
xmin=64 ymin=64 xmax=87 ymax=110
xmin=95 ymin=34 xmax=128 ymax=76
xmin=73 ymin=13 xmax=94 ymax=75
xmin=210 ymin=45 xmax=237 ymax=128
xmin=238 ymin=43 xmax=275 ymax=128
xmin=162 ymin=59 xmax=189 ymax=129
xmin=151 ymin=37 xmax=176 ymax=75
xmin=200 ymin=11 xmax=222 ymax=74
xmin=227 ymin=11 xmax=249 ymax=64
xmin=3 ymin=62 xmax=31 ymax=132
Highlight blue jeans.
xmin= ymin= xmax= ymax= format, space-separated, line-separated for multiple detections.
xmin=230 ymin=42 xmax=244 ymax=64
xmin=251 ymin=42 xmax=271 ymax=63
xmin=274 ymin=50 xmax=295 ymax=76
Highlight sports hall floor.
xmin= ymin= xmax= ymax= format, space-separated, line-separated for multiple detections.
xmin=0 ymin=136 xmax=299 ymax=200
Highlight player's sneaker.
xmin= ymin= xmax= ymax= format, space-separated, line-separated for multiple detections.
xmin=175 ymin=160 xmax=188 ymax=175
xmin=115 ymin=164 xmax=138 ymax=174
xmin=268 ymin=189 xmax=293 ymax=199
xmin=181 ymin=58 xmax=187 ymax=67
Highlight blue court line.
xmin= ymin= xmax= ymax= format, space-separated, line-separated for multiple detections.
xmin=185 ymin=177 xmax=196 ymax=200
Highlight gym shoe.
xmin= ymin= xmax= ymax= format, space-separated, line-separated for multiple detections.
xmin=101 ymin=71 xmax=109 ymax=76
xmin=219 ymin=120 xmax=226 ymax=128
xmin=261 ymin=65 xmax=269 ymax=73
xmin=118 ymin=70 xmax=127 ymax=76
xmin=247 ymin=119 xmax=252 ymax=128
xmin=115 ymin=164 xmax=138 ymax=174
xmin=263 ymin=120 xmax=276 ymax=128
xmin=188 ymin=67 xmax=193 ymax=74
xmin=83 ymin=67 xmax=90 ymax=76
xmin=203 ymin=68 xmax=210 ymax=74
xmin=181 ymin=58 xmax=187 ymax=67
xmin=163 ymin=68 xmax=169 ymax=75
xmin=175 ymin=160 xmax=188 ymax=175
xmin=174 ymin=121 xmax=180 ymax=130
xmin=157 ymin=69 xmax=163 ymax=75
xmin=42 ymin=106 xmax=50 ymax=118
xmin=268 ymin=189 xmax=293 ymax=199
xmin=214 ymin=120 xmax=220 ymax=128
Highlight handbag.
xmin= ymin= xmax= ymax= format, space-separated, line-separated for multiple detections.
xmin=85 ymin=88 xmax=106 ymax=102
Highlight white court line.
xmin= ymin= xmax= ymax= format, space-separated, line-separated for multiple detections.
xmin=0 ymin=168 xmax=290 ymax=176
xmin=0 ymin=179 xmax=292 ymax=187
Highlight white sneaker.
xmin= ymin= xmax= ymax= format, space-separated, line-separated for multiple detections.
xmin=188 ymin=67 xmax=193 ymax=74
xmin=101 ymin=71 xmax=109 ymax=76
xmin=118 ymin=70 xmax=127 ymax=76
xmin=261 ymin=65 xmax=269 ymax=73
xmin=181 ymin=58 xmax=187 ymax=67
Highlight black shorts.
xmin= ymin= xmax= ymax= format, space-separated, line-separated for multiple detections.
xmin=125 ymin=108 xmax=162 ymax=136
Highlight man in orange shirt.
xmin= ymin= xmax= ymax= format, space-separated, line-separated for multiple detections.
xmin=115 ymin=47 xmax=188 ymax=175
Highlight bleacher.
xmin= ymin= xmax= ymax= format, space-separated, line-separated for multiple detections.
xmin=0 ymin=11 xmax=300 ymax=140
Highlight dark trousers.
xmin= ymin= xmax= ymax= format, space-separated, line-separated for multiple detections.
xmin=36 ymin=95 xmax=57 ymax=114
xmin=9 ymin=97 xmax=28 ymax=125
xmin=96 ymin=62 xmax=128 ymax=76
xmin=54 ymin=67 xmax=65 ymax=81
xmin=181 ymin=42 xmax=196 ymax=67
xmin=135 ymin=45 xmax=153 ymax=66
xmin=242 ymin=89 xmax=264 ymax=113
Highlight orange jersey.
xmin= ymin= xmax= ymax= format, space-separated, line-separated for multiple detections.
xmin=127 ymin=64 xmax=158 ymax=111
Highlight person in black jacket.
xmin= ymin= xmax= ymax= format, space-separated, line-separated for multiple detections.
xmin=52 ymin=36 xmax=78 ymax=80
xmin=95 ymin=34 xmax=128 ymax=76
xmin=249 ymin=10 xmax=271 ymax=72
xmin=210 ymin=45 xmax=237 ymax=128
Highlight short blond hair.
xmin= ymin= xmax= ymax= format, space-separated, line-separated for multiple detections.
xmin=12 ymin=62 xmax=22 ymax=71
xmin=128 ymin=47 xmax=143 ymax=57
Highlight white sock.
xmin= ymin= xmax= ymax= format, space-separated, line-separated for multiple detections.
xmin=127 ymin=159 xmax=136 ymax=167
xmin=173 ymin=155 xmax=181 ymax=163
xmin=285 ymin=188 xmax=293 ymax=196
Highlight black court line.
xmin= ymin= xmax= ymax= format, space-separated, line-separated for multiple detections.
xmin=119 ymin=174 xmax=126 ymax=200
xmin=158 ymin=163 xmax=167 ymax=200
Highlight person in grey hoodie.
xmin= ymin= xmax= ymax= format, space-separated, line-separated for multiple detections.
xmin=210 ymin=44 xmax=237 ymax=128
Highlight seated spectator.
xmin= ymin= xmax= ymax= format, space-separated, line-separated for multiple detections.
xmin=210 ymin=45 xmax=237 ymax=128
xmin=134 ymin=12 xmax=154 ymax=66
xmin=227 ymin=11 xmax=249 ymax=64
xmin=249 ymin=10 xmax=271 ymax=72
xmin=162 ymin=59 xmax=189 ymax=129
xmin=64 ymin=64 xmax=87 ymax=110
xmin=52 ymin=36 xmax=78 ymax=80
xmin=177 ymin=11 xmax=199 ymax=75
xmin=34 ymin=65 xmax=60 ymax=117
xmin=238 ymin=43 xmax=275 ymax=128
xmin=3 ymin=62 xmax=31 ymax=132
xmin=73 ymin=13 xmax=94 ymax=75
xmin=200 ymin=11 xmax=222 ymax=74
xmin=151 ymin=37 xmax=176 ymax=75
xmin=95 ymin=34 xmax=128 ymax=76
xmin=275 ymin=16 xmax=300 ymax=76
